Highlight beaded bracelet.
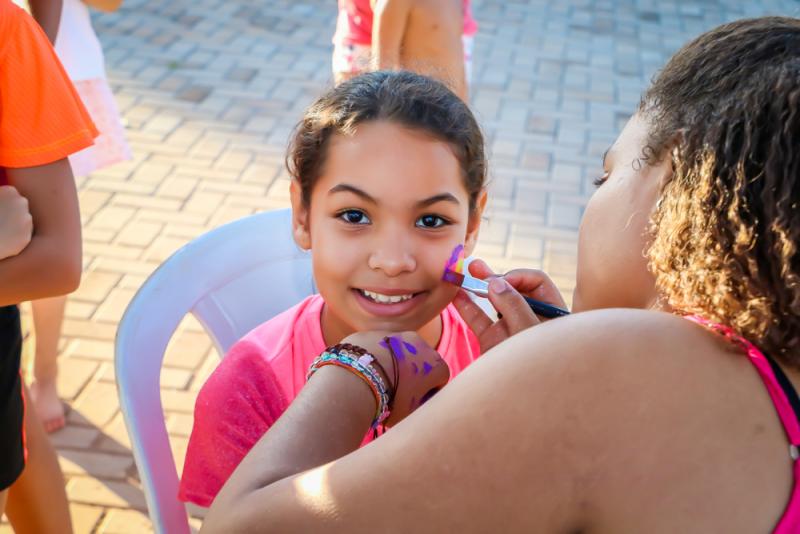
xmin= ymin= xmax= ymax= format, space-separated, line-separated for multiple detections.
xmin=307 ymin=343 xmax=392 ymax=428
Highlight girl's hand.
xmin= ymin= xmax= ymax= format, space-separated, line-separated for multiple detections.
xmin=339 ymin=330 xmax=450 ymax=427
xmin=0 ymin=186 xmax=33 ymax=261
xmin=452 ymin=259 xmax=568 ymax=352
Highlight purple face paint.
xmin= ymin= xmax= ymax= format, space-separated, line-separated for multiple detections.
xmin=404 ymin=341 xmax=417 ymax=355
xmin=422 ymin=362 xmax=433 ymax=375
xmin=442 ymin=244 xmax=467 ymax=285
xmin=411 ymin=362 xmax=419 ymax=375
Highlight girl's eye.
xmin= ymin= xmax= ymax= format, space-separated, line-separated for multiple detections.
xmin=338 ymin=209 xmax=371 ymax=225
xmin=416 ymin=214 xmax=448 ymax=229
xmin=593 ymin=172 xmax=610 ymax=188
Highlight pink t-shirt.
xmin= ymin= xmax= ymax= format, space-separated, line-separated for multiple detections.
xmin=332 ymin=0 xmax=478 ymax=45
xmin=179 ymin=294 xmax=481 ymax=507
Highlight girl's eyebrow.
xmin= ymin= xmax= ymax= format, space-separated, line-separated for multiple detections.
xmin=417 ymin=193 xmax=459 ymax=208
xmin=328 ymin=185 xmax=460 ymax=208
xmin=328 ymin=183 xmax=376 ymax=203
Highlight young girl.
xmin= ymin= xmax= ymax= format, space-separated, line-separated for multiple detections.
xmin=179 ymin=70 xmax=488 ymax=507
xmin=29 ymin=0 xmax=131 ymax=434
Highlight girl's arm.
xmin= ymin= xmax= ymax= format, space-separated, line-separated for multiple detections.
xmin=81 ymin=0 xmax=123 ymax=13
xmin=0 ymin=159 xmax=82 ymax=306
xmin=371 ymin=0 xmax=410 ymax=70
xmin=28 ymin=0 xmax=63 ymax=44
xmin=0 ymin=186 xmax=33 ymax=261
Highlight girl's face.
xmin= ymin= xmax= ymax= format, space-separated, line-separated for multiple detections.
xmin=291 ymin=120 xmax=486 ymax=343
xmin=573 ymin=113 xmax=671 ymax=312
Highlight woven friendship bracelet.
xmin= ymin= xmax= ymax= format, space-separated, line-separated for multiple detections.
xmin=307 ymin=344 xmax=391 ymax=428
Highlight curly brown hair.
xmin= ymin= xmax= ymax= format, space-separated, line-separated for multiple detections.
xmin=643 ymin=17 xmax=800 ymax=365
xmin=286 ymin=70 xmax=486 ymax=212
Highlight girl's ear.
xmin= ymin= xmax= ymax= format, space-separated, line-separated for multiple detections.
xmin=290 ymin=180 xmax=311 ymax=250
xmin=463 ymin=188 xmax=488 ymax=258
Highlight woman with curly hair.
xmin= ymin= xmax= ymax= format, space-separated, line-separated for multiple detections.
xmin=203 ymin=17 xmax=800 ymax=532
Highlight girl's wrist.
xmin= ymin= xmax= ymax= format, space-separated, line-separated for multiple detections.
xmin=311 ymin=365 xmax=377 ymax=428
xmin=308 ymin=344 xmax=395 ymax=427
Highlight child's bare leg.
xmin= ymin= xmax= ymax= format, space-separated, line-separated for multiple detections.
xmin=0 ymin=489 xmax=7 ymax=520
xmin=5 ymin=384 xmax=73 ymax=533
xmin=29 ymin=296 xmax=66 ymax=433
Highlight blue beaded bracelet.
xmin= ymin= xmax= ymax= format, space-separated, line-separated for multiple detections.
xmin=307 ymin=344 xmax=391 ymax=428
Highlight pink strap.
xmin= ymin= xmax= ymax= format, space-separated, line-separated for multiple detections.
xmin=684 ymin=315 xmax=800 ymax=532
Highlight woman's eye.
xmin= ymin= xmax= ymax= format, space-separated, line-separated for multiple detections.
xmin=593 ymin=172 xmax=610 ymax=188
xmin=416 ymin=214 xmax=448 ymax=228
xmin=338 ymin=210 xmax=371 ymax=225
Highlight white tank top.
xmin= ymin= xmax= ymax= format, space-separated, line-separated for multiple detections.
xmin=54 ymin=0 xmax=105 ymax=81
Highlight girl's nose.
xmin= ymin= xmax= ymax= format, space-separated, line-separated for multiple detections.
xmin=367 ymin=237 xmax=417 ymax=277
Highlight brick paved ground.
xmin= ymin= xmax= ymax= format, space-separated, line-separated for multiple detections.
xmin=3 ymin=0 xmax=800 ymax=532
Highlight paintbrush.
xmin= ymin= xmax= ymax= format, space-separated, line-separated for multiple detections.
xmin=442 ymin=245 xmax=570 ymax=319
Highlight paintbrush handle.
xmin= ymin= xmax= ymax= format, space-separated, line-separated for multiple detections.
xmin=522 ymin=296 xmax=570 ymax=319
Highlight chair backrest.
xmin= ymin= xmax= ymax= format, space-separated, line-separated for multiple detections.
xmin=114 ymin=209 xmax=314 ymax=534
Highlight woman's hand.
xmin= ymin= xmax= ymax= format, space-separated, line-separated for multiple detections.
xmin=452 ymin=259 xmax=568 ymax=352
xmin=0 ymin=186 xmax=33 ymax=261
xmin=339 ymin=330 xmax=450 ymax=427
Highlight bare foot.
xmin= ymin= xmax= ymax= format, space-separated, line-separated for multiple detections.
xmin=29 ymin=380 xmax=65 ymax=433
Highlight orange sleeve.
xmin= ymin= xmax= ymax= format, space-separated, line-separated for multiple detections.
xmin=0 ymin=0 xmax=98 ymax=168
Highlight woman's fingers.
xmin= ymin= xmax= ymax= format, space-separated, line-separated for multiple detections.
xmin=487 ymin=278 xmax=540 ymax=335
xmin=451 ymin=290 xmax=494 ymax=339
xmin=467 ymin=258 xmax=496 ymax=279
xmin=503 ymin=268 xmax=568 ymax=309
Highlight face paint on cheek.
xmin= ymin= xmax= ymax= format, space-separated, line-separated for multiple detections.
xmin=444 ymin=244 xmax=465 ymax=274
xmin=422 ymin=362 xmax=433 ymax=375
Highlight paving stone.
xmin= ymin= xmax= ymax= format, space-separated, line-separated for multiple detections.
xmin=98 ymin=508 xmax=154 ymax=534
xmin=59 ymin=450 xmax=134 ymax=479
xmin=67 ymin=477 xmax=146 ymax=510
xmin=70 ymin=503 xmax=105 ymax=534
xmin=70 ymin=381 xmax=121 ymax=427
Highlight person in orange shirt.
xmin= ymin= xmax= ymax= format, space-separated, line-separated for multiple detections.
xmin=0 ymin=0 xmax=97 ymax=530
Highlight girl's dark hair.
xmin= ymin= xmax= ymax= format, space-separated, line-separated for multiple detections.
xmin=642 ymin=17 xmax=800 ymax=365
xmin=286 ymin=70 xmax=486 ymax=211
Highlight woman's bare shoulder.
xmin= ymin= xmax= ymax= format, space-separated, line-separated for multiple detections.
xmin=351 ymin=309 xmax=753 ymax=530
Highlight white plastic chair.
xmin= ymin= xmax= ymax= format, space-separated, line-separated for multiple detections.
xmin=114 ymin=208 xmax=314 ymax=534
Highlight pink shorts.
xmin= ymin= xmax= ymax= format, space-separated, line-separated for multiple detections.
xmin=69 ymin=78 xmax=132 ymax=178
